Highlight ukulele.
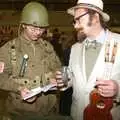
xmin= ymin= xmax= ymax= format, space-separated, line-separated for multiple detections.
xmin=84 ymin=40 xmax=117 ymax=120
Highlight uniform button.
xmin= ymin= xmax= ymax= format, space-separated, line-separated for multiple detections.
xmin=44 ymin=43 xmax=47 ymax=46
xmin=33 ymin=80 xmax=36 ymax=83
xmin=16 ymin=95 xmax=20 ymax=99
xmin=16 ymin=97 xmax=18 ymax=99
xmin=32 ymin=64 xmax=35 ymax=67
xmin=24 ymin=80 xmax=28 ymax=84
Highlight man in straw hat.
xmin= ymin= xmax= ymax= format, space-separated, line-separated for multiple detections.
xmin=55 ymin=0 xmax=120 ymax=120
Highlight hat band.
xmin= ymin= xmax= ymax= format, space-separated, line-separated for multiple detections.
xmin=77 ymin=3 xmax=103 ymax=12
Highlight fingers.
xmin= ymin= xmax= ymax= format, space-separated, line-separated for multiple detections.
xmin=50 ymin=78 xmax=57 ymax=86
xmin=0 ymin=62 xmax=4 ymax=73
xmin=20 ymin=87 xmax=30 ymax=96
xmin=56 ymin=71 xmax=65 ymax=88
xmin=97 ymin=86 xmax=114 ymax=97
xmin=96 ymin=79 xmax=109 ymax=86
xmin=26 ymin=96 xmax=37 ymax=103
xmin=95 ymin=80 xmax=118 ymax=97
xmin=20 ymin=87 xmax=37 ymax=102
xmin=56 ymin=71 xmax=62 ymax=79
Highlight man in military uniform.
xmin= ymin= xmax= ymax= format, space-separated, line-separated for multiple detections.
xmin=0 ymin=2 xmax=72 ymax=120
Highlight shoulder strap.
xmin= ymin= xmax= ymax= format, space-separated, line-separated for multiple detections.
xmin=9 ymin=39 xmax=17 ymax=77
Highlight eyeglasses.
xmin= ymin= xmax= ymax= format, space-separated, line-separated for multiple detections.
xmin=26 ymin=25 xmax=45 ymax=32
xmin=73 ymin=12 xmax=89 ymax=25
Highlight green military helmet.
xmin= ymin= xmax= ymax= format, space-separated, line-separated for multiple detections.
xmin=20 ymin=1 xmax=49 ymax=27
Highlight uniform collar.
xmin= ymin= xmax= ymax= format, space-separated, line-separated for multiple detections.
xmin=20 ymin=33 xmax=42 ymax=45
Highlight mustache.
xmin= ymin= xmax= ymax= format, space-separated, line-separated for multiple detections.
xmin=76 ymin=27 xmax=84 ymax=32
xmin=76 ymin=28 xmax=87 ymax=43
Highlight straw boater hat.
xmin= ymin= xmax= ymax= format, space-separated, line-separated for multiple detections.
xmin=67 ymin=0 xmax=110 ymax=22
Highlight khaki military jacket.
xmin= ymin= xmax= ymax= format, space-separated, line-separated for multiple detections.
xmin=0 ymin=35 xmax=61 ymax=116
xmin=69 ymin=30 xmax=120 ymax=120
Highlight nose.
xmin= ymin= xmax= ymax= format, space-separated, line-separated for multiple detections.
xmin=73 ymin=22 xmax=79 ymax=30
xmin=35 ymin=29 xmax=44 ymax=35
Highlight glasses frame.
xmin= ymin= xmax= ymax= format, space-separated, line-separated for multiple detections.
xmin=25 ymin=25 xmax=46 ymax=33
xmin=73 ymin=12 xmax=89 ymax=25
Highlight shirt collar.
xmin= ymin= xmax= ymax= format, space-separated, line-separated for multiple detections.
xmin=86 ymin=29 xmax=108 ymax=44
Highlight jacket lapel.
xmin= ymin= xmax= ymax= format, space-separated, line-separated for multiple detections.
xmin=85 ymin=31 xmax=111 ymax=92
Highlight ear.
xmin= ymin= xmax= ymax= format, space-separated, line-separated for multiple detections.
xmin=22 ymin=24 xmax=27 ymax=29
xmin=93 ymin=13 xmax=100 ymax=23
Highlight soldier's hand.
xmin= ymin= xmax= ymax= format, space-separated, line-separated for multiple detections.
xmin=56 ymin=71 xmax=65 ymax=88
xmin=0 ymin=62 xmax=4 ymax=73
xmin=20 ymin=87 xmax=37 ymax=103
xmin=49 ymin=78 xmax=57 ymax=85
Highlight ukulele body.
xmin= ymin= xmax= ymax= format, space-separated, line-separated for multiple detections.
xmin=84 ymin=89 xmax=113 ymax=120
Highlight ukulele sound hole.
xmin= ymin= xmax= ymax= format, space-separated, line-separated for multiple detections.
xmin=96 ymin=100 xmax=105 ymax=109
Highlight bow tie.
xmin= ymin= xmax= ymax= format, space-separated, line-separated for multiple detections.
xmin=85 ymin=40 xmax=99 ymax=49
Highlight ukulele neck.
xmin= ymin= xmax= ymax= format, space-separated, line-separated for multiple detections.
xmin=103 ymin=40 xmax=117 ymax=80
